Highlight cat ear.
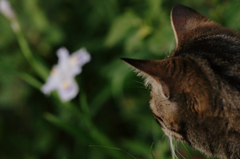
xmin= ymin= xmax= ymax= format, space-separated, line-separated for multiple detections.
xmin=171 ymin=5 xmax=211 ymax=46
xmin=121 ymin=58 xmax=160 ymax=77
xmin=121 ymin=58 xmax=172 ymax=98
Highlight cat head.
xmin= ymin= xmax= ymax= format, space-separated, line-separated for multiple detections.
xmin=122 ymin=5 xmax=239 ymax=154
xmin=122 ymin=56 xmax=212 ymax=141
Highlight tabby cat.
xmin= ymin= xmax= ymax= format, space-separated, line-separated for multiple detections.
xmin=122 ymin=5 xmax=240 ymax=159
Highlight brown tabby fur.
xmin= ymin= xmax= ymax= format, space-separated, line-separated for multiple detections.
xmin=122 ymin=5 xmax=240 ymax=159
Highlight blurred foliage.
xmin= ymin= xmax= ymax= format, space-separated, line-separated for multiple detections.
xmin=0 ymin=0 xmax=239 ymax=158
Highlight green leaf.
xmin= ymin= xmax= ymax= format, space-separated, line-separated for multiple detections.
xmin=122 ymin=139 xmax=150 ymax=158
xmin=18 ymin=72 xmax=42 ymax=89
xmin=44 ymin=113 xmax=93 ymax=144
xmin=79 ymin=93 xmax=91 ymax=118
xmin=90 ymin=85 xmax=111 ymax=117
xmin=105 ymin=12 xmax=141 ymax=47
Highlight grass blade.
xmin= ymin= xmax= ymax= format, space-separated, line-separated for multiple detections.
xmin=18 ymin=72 xmax=42 ymax=89
xmin=89 ymin=145 xmax=137 ymax=159
xmin=150 ymin=142 xmax=155 ymax=159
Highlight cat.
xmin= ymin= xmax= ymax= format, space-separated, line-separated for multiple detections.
xmin=122 ymin=5 xmax=240 ymax=159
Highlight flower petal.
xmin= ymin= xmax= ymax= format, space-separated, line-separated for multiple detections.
xmin=41 ymin=77 xmax=59 ymax=95
xmin=57 ymin=78 xmax=79 ymax=102
xmin=70 ymin=48 xmax=91 ymax=67
xmin=70 ymin=66 xmax=82 ymax=76
xmin=57 ymin=47 xmax=70 ymax=67
xmin=0 ymin=0 xmax=15 ymax=20
xmin=41 ymin=66 xmax=61 ymax=95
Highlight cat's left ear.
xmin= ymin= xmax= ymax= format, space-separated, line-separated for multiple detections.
xmin=121 ymin=58 xmax=174 ymax=99
xmin=121 ymin=58 xmax=163 ymax=78
xmin=171 ymin=5 xmax=214 ymax=46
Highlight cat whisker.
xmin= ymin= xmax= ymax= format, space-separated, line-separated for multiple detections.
xmin=169 ymin=136 xmax=178 ymax=159
xmin=131 ymin=86 xmax=147 ymax=89
xmin=174 ymin=139 xmax=186 ymax=159
xmin=174 ymin=148 xmax=186 ymax=159
xmin=132 ymin=80 xmax=145 ymax=85
xmin=160 ymin=133 xmax=166 ymax=142
xmin=181 ymin=141 xmax=192 ymax=158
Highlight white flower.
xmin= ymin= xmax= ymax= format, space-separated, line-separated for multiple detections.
xmin=0 ymin=0 xmax=15 ymax=20
xmin=41 ymin=47 xmax=91 ymax=102
xmin=0 ymin=0 xmax=20 ymax=32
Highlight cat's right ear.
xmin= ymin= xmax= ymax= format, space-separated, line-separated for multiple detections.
xmin=171 ymin=5 xmax=212 ymax=46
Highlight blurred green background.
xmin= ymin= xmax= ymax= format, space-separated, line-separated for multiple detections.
xmin=0 ymin=0 xmax=239 ymax=158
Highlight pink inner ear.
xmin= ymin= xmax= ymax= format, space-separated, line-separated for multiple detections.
xmin=162 ymin=82 xmax=170 ymax=98
xmin=155 ymin=78 xmax=170 ymax=99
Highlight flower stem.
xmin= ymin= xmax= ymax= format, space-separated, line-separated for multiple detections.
xmin=15 ymin=23 xmax=48 ymax=80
